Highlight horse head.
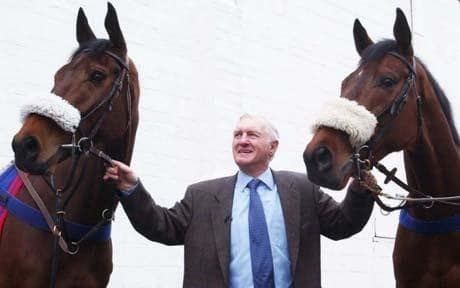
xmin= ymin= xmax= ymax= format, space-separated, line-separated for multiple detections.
xmin=12 ymin=3 xmax=139 ymax=176
xmin=304 ymin=8 xmax=420 ymax=190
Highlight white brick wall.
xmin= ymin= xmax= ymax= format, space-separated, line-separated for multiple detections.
xmin=0 ymin=1 xmax=459 ymax=287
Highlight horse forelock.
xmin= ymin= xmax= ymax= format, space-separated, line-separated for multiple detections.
xmin=70 ymin=39 xmax=114 ymax=61
xmin=359 ymin=39 xmax=399 ymax=66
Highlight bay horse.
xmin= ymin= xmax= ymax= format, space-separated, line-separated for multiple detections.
xmin=1 ymin=3 xmax=139 ymax=287
xmin=304 ymin=8 xmax=460 ymax=288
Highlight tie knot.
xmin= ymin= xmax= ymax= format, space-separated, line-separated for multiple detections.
xmin=247 ymin=179 xmax=262 ymax=191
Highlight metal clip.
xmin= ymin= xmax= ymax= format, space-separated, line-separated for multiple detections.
xmin=77 ymin=137 xmax=93 ymax=153
xmin=423 ymin=196 xmax=434 ymax=209
xmin=56 ymin=210 xmax=66 ymax=216
xmin=52 ymin=225 xmax=62 ymax=237
xmin=68 ymin=242 xmax=80 ymax=255
xmin=102 ymin=209 xmax=115 ymax=221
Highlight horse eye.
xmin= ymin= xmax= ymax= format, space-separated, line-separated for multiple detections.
xmin=89 ymin=70 xmax=106 ymax=83
xmin=379 ymin=76 xmax=396 ymax=88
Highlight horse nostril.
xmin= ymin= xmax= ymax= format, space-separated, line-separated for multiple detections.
xmin=313 ymin=146 xmax=332 ymax=173
xmin=24 ymin=136 xmax=39 ymax=153
xmin=13 ymin=136 xmax=40 ymax=160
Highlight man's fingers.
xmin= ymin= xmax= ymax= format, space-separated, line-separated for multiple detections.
xmin=104 ymin=164 xmax=121 ymax=182
xmin=112 ymin=160 xmax=130 ymax=172
xmin=103 ymin=172 xmax=119 ymax=180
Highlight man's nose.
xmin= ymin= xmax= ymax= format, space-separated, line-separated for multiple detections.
xmin=237 ymin=134 xmax=251 ymax=144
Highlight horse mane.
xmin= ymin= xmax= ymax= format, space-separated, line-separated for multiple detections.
xmin=418 ymin=60 xmax=460 ymax=145
xmin=359 ymin=39 xmax=460 ymax=145
xmin=71 ymin=39 xmax=114 ymax=60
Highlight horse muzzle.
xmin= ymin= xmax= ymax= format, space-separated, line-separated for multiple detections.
xmin=12 ymin=136 xmax=48 ymax=175
xmin=304 ymin=146 xmax=352 ymax=190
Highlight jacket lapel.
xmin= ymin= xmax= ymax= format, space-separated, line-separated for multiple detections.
xmin=273 ymin=171 xmax=301 ymax=275
xmin=211 ymin=174 xmax=236 ymax=286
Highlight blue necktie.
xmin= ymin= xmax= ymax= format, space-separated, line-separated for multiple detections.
xmin=248 ymin=179 xmax=275 ymax=288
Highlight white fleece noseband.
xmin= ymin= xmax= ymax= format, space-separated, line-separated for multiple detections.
xmin=20 ymin=94 xmax=81 ymax=133
xmin=312 ymin=98 xmax=377 ymax=148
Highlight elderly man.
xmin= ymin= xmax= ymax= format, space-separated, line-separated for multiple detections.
xmin=104 ymin=114 xmax=374 ymax=288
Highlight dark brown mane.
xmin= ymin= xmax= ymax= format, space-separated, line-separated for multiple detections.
xmin=359 ymin=39 xmax=398 ymax=65
xmin=419 ymin=60 xmax=460 ymax=145
xmin=71 ymin=39 xmax=113 ymax=60
xmin=359 ymin=39 xmax=460 ymax=145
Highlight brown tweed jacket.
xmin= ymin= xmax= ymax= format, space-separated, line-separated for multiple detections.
xmin=120 ymin=170 xmax=374 ymax=288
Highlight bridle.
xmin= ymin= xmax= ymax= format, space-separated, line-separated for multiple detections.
xmin=352 ymin=51 xmax=424 ymax=211
xmin=21 ymin=49 xmax=131 ymax=288
xmin=358 ymin=51 xmax=422 ymax=159
xmin=43 ymin=49 xmax=131 ymax=192
xmin=352 ymin=52 xmax=460 ymax=212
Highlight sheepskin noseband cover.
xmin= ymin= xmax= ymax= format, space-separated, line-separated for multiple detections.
xmin=312 ymin=98 xmax=377 ymax=148
xmin=20 ymin=94 xmax=81 ymax=133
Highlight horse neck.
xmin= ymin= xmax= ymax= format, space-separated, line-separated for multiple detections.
xmin=403 ymin=68 xmax=460 ymax=218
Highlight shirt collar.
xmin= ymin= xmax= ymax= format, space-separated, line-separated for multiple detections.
xmin=235 ymin=168 xmax=275 ymax=193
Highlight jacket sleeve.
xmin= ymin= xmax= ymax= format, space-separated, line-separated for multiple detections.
xmin=119 ymin=181 xmax=193 ymax=245
xmin=315 ymin=183 xmax=374 ymax=240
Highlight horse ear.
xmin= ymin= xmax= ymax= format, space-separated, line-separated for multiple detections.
xmin=104 ymin=2 xmax=127 ymax=54
xmin=353 ymin=19 xmax=373 ymax=56
xmin=76 ymin=8 xmax=96 ymax=44
xmin=393 ymin=8 xmax=413 ymax=57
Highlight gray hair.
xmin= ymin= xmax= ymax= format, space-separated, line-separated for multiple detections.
xmin=239 ymin=113 xmax=280 ymax=142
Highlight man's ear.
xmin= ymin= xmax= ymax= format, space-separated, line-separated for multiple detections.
xmin=270 ymin=140 xmax=279 ymax=154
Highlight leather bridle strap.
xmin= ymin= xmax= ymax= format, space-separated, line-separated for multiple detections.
xmin=40 ymin=50 xmax=130 ymax=197
xmin=352 ymin=52 xmax=424 ymax=212
xmin=364 ymin=53 xmax=417 ymax=151
xmin=79 ymin=51 xmax=129 ymax=123
xmin=17 ymin=170 xmax=75 ymax=254
xmin=387 ymin=51 xmax=417 ymax=75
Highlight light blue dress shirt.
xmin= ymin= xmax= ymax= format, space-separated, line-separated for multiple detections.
xmin=229 ymin=169 xmax=293 ymax=288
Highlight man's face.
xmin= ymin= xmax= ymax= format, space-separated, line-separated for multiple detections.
xmin=232 ymin=117 xmax=278 ymax=176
